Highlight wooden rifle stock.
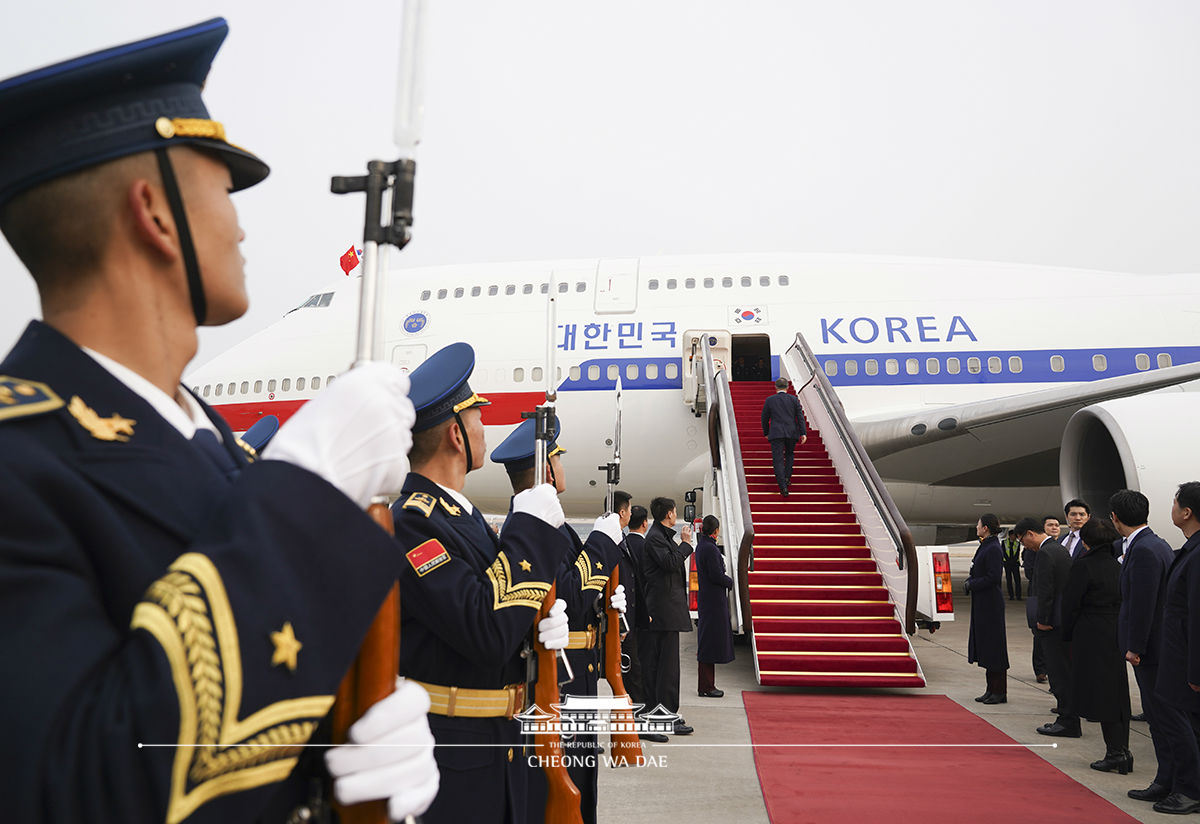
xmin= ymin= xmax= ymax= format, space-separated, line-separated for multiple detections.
xmin=331 ymin=501 xmax=401 ymax=824
xmin=602 ymin=567 xmax=643 ymax=767
xmin=535 ymin=583 xmax=584 ymax=824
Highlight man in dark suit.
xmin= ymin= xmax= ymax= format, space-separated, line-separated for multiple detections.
xmin=1151 ymin=482 xmax=1200 ymax=815
xmin=760 ymin=378 xmax=806 ymax=496
xmin=1112 ymin=489 xmax=1188 ymax=804
xmin=624 ymin=505 xmax=666 ymax=742
xmin=1014 ymin=517 xmax=1079 ymax=737
xmin=1061 ymin=498 xmax=1092 ymax=560
xmin=0 ymin=20 xmax=439 ymax=823
xmin=639 ymin=496 xmax=695 ymax=735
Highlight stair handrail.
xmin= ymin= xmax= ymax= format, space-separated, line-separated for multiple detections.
xmin=700 ymin=337 xmax=755 ymax=634
xmin=784 ymin=333 xmax=920 ymax=635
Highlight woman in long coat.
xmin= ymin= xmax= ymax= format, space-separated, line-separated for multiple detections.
xmin=965 ymin=513 xmax=1009 ymax=703
xmin=695 ymin=515 xmax=734 ymax=697
xmin=1062 ymin=516 xmax=1132 ymax=773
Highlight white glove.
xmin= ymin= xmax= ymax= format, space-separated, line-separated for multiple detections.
xmin=592 ymin=513 xmax=623 ymax=545
xmin=609 ymin=583 xmax=626 ymax=614
xmin=513 ymin=483 xmax=565 ymax=528
xmin=537 ymin=598 xmax=569 ymax=649
xmin=324 ymin=678 xmax=439 ymax=821
xmin=264 ymin=362 xmax=414 ymax=508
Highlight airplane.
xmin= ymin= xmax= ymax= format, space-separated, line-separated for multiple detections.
xmin=187 ymin=252 xmax=1200 ymax=542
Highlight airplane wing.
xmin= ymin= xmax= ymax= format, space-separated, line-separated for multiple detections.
xmin=855 ymin=362 xmax=1200 ymax=487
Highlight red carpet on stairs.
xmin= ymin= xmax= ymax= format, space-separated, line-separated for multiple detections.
xmin=732 ymin=380 xmax=923 ymax=687
xmin=743 ymin=692 xmax=1141 ymax=824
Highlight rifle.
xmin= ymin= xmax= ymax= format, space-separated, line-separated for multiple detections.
xmin=597 ymin=379 xmax=642 ymax=767
xmin=525 ymin=272 xmax=583 ymax=823
xmin=328 ymin=3 xmax=426 ymax=822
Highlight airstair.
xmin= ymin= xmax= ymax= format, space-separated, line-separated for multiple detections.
xmin=694 ymin=334 xmax=925 ymax=688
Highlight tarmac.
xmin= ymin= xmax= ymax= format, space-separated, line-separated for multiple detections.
xmin=597 ymin=544 xmax=1163 ymax=823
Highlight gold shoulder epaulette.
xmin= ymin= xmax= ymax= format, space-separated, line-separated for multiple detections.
xmin=234 ymin=437 xmax=257 ymax=463
xmin=0 ymin=376 xmax=64 ymax=422
xmin=402 ymin=492 xmax=437 ymax=518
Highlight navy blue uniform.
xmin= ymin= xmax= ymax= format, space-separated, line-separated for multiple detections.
xmin=0 ymin=321 xmax=399 ymax=824
xmin=760 ymin=391 xmax=806 ymax=495
xmin=392 ymin=472 xmax=569 ymax=824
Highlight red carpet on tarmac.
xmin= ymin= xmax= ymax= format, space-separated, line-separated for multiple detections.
xmin=743 ymin=692 xmax=1139 ymax=824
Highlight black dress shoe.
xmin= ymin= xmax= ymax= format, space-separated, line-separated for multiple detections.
xmin=1036 ymin=674 xmax=1048 ymax=683
xmin=981 ymin=694 xmax=1007 ymax=705
xmin=1036 ymin=721 xmax=1081 ymax=738
xmin=673 ymin=720 xmax=694 ymax=736
xmin=1128 ymin=782 xmax=1170 ymax=802
xmin=1131 ymin=712 xmax=1147 ymax=722
xmin=1153 ymin=792 xmax=1200 ymax=814
xmin=974 ymin=692 xmax=991 ymax=703
xmin=1090 ymin=750 xmax=1133 ymax=775
xmin=638 ymin=733 xmax=670 ymax=743
xmin=698 ymin=688 xmax=724 ymax=698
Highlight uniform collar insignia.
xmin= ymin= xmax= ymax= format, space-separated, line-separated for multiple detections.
xmin=439 ymin=497 xmax=462 ymax=517
xmin=68 ymin=395 xmax=136 ymax=441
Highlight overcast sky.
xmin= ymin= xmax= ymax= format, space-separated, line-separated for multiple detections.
xmin=2 ymin=1 xmax=1198 ymax=367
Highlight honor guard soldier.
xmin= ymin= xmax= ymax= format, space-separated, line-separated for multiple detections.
xmin=390 ymin=343 xmax=572 ymax=824
xmin=491 ymin=417 xmax=627 ymax=824
xmin=0 ymin=19 xmax=439 ymax=824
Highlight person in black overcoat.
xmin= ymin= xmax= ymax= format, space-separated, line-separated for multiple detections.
xmin=695 ymin=516 xmax=734 ymax=697
xmin=760 ymin=378 xmax=806 ymax=496
xmin=1062 ymin=517 xmax=1131 ymax=773
xmin=964 ymin=513 xmax=1009 ymax=703
xmin=1151 ymin=483 xmax=1200 ymax=815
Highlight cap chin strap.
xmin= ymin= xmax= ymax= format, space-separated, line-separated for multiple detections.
xmin=154 ymin=149 xmax=206 ymax=326
xmin=454 ymin=412 xmax=474 ymax=475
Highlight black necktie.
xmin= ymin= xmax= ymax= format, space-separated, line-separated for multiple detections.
xmin=191 ymin=429 xmax=241 ymax=481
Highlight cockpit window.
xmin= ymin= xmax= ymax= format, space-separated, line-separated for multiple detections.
xmin=289 ymin=292 xmax=334 ymax=313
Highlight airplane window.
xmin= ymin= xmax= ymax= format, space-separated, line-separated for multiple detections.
xmin=268 ymin=379 xmax=277 ymax=392
xmin=844 ymin=360 xmax=858 ymax=376
xmin=532 ymin=367 xmax=543 ymax=382
xmin=905 ymin=358 xmax=919 ymax=375
xmin=319 ymin=293 xmax=333 ymax=307
xmin=967 ymin=357 xmax=981 ymax=374
xmin=741 ymin=276 xmax=751 ymax=288
xmin=1158 ymin=352 xmax=1173 ymax=368
xmin=514 ymin=368 xmax=525 ymax=382
xmin=489 ymin=285 xmax=499 ymax=296
xmin=312 ymin=377 xmax=321 ymax=390
xmin=626 ymin=364 xmax=639 ymax=380
xmin=240 ymin=381 xmax=249 ymax=394
xmin=648 ymin=279 xmax=660 ymax=290
xmin=885 ymin=359 xmax=899 ymax=376
xmin=437 ymin=289 xmax=447 ymax=300
xmin=864 ymin=359 xmax=879 ymax=376
xmin=1050 ymin=355 xmax=1065 ymax=373
xmin=1092 ymin=354 xmax=1107 ymax=372
xmin=684 ymin=278 xmax=696 ymax=289
xmin=925 ymin=358 xmax=940 ymax=375
xmin=666 ymin=279 xmax=677 ymax=290
xmin=570 ymin=366 xmax=582 ymax=381
xmin=505 ymin=285 xmax=516 ymax=296
xmin=778 ymin=275 xmax=790 ymax=286
xmin=987 ymin=357 xmax=1001 ymax=374
xmin=703 ymin=278 xmax=714 ymax=288
xmin=297 ymin=378 xmax=306 ymax=391
xmin=192 ymin=386 xmax=199 ymax=395
xmin=576 ymin=282 xmax=586 ymax=293
xmin=523 ymin=284 xmax=533 ymax=295
xmin=722 ymin=277 xmax=733 ymax=288
xmin=645 ymin=363 xmax=659 ymax=379
xmin=454 ymin=287 xmax=464 ymax=298
xmin=213 ymin=384 xmax=221 ymax=397
xmin=607 ymin=364 xmax=619 ymax=380
xmin=540 ymin=283 xmax=548 ymax=294
xmin=587 ymin=365 xmax=600 ymax=381
xmin=228 ymin=383 xmax=236 ymax=396
xmin=665 ymin=363 xmax=679 ymax=380
xmin=471 ymin=286 xmax=481 ymax=297
xmin=253 ymin=380 xmax=262 ymax=393
xmin=946 ymin=358 xmax=961 ymax=375
xmin=1135 ymin=353 xmax=1150 ymax=371
xmin=327 ymin=376 xmax=335 ymax=386
xmin=556 ymin=367 xmax=563 ymax=382
xmin=824 ymin=360 xmax=838 ymax=377
xmin=558 ymin=281 xmax=569 ymax=293
xmin=203 ymin=384 xmax=211 ymax=397
xmin=282 ymin=378 xmax=291 ymax=391
xmin=420 ymin=290 xmax=431 ymax=301
xmin=760 ymin=276 xmax=770 ymax=287
xmin=1009 ymin=356 xmax=1023 ymax=373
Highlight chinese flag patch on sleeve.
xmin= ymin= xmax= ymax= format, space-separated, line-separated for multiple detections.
xmin=407 ymin=539 xmax=451 ymax=577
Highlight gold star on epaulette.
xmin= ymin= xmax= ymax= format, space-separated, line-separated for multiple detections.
xmin=402 ymin=492 xmax=436 ymax=517
xmin=519 ymin=559 xmax=532 ymax=572
xmin=270 ymin=622 xmax=303 ymax=672
xmin=68 ymin=395 xmax=135 ymax=441
xmin=596 ymin=561 xmax=603 ymax=569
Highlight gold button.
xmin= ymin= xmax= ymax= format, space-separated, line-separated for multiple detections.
xmin=507 ymin=748 xmax=514 ymax=762
xmin=588 ymin=663 xmax=594 ymax=673
xmin=155 ymin=117 xmax=176 ymax=138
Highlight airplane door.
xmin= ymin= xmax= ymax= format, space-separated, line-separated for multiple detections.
xmin=593 ymin=258 xmax=639 ymax=314
xmin=682 ymin=329 xmax=732 ymax=406
xmin=390 ymin=344 xmax=427 ymax=373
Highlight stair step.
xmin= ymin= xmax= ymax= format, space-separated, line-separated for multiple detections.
xmin=752 ymin=616 xmax=902 ymax=634
xmin=752 ymin=524 xmax=864 ymax=536
xmin=747 ymin=585 xmax=890 ymax=601
xmin=754 ymin=634 xmax=913 ymax=653
xmin=749 ymin=571 xmax=882 ymax=586
xmin=750 ymin=600 xmax=896 ymax=617
xmin=754 ymin=652 xmax=918 ymax=673
xmin=758 ymin=672 xmax=926 ymax=688
xmin=751 ymin=536 xmax=868 ymax=548
xmin=753 ymin=558 xmax=876 ymax=572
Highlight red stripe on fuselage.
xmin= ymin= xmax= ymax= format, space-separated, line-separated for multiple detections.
xmin=210 ymin=391 xmax=547 ymax=431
